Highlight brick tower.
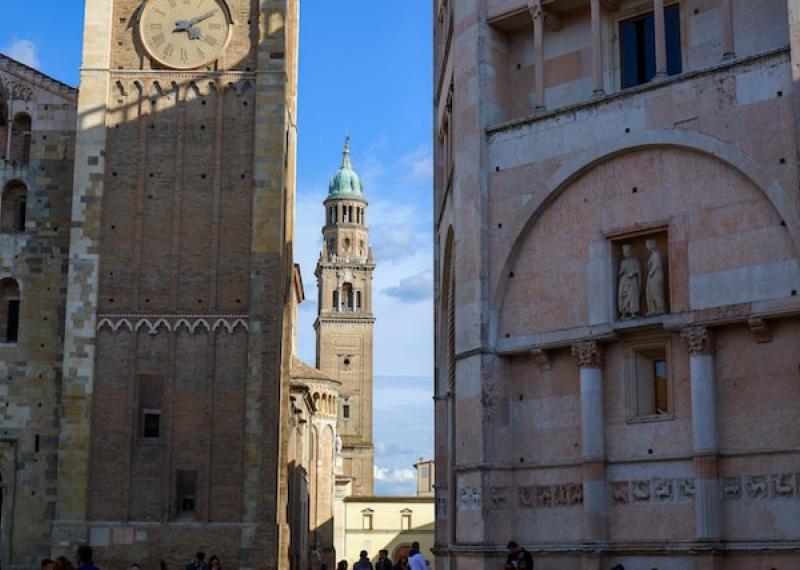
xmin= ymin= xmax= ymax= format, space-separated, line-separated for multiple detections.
xmin=315 ymin=138 xmax=375 ymax=496
xmin=53 ymin=1 xmax=299 ymax=567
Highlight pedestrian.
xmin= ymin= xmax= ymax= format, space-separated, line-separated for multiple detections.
xmin=407 ymin=542 xmax=426 ymax=570
xmin=353 ymin=550 xmax=373 ymax=570
xmin=393 ymin=557 xmax=408 ymax=570
xmin=336 ymin=561 xmax=348 ymax=570
xmin=374 ymin=550 xmax=392 ymax=570
xmin=75 ymin=545 xmax=100 ymax=570
xmin=129 ymin=564 xmax=142 ymax=570
xmin=185 ymin=552 xmax=207 ymax=570
xmin=505 ymin=541 xmax=533 ymax=570
xmin=54 ymin=556 xmax=75 ymax=570
xmin=42 ymin=559 xmax=55 ymax=570
xmin=208 ymin=555 xmax=222 ymax=570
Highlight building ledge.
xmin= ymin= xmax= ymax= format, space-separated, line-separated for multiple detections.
xmin=487 ymin=46 xmax=790 ymax=136
xmin=496 ymin=295 xmax=800 ymax=355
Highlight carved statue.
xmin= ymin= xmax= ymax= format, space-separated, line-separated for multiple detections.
xmin=645 ymin=239 xmax=667 ymax=315
xmin=617 ymin=244 xmax=641 ymax=319
xmin=335 ymin=435 xmax=343 ymax=456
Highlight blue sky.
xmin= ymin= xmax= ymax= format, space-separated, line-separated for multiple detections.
xmin=3 ymin=1 xmax=433 ymax=495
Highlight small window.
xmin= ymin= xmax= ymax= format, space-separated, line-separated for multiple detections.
xmin=362 ymin=512 xmax=373 ymax=530
xmin=343 ymin=404 xmax=350 ymax=419
xmin=620 ymin=5 xmax=682 ymax=88
xmin=0 ymin=279 xmax=20 ymax=343
xmin=9 ymin=113 xmax=31 ymax=165
xmin=627 ymin=342 xmax=671 ymax=420
xmin=1 ymin=182 xmax=28 ymax=234
xmin=333 ymin=290 xmax=339 ymax=310
xmin=356 ymin=291 xmax=362 ymax=309
xmin=176 ymin=469 xmax=197 ymax=517
xmin=143 ymin=410 xmax=161 ymax=438
xmin=401 ymin=513 xmax=412 ymax=530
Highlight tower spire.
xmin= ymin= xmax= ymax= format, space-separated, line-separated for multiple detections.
xmin=341 ymin=134 xmax=352 ymax=169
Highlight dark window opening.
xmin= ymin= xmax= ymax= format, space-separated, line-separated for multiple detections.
xmin=9 ymin=113 xmax=31 ymax=165
xmin=620 ymin=5 xmax=682 ymax=89
xmin=6 ymin=300 xmax=19 ymax=343
xmin=176 ymin=469 xmax=197 ymax=517
xmin=143 ymin=411 xmax=161 ymax=438
xmin=1 ymin=182 xmax=28 ymax=234
xmin=0 ymin=279 xmax=21 ymax=343
xmin=343 ymin=404 xmax=350 ymax=419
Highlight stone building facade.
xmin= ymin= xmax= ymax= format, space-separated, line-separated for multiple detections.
xmin=315 ymin=140 xmax=376 ymax=498
xmin=434 ymin=0 xmax=800 ymax=569
xmin=0 ymin=54 xmax=77 ymax=570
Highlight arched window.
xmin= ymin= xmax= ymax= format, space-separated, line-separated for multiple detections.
xmin=9 ymin=113 xmax=31 ymax=165
xmin=342 ymin=283 xmax=354 ymax=310
xmin=1 ymin=181 xmax=27 ymax=233
xmin=0 ymin=279 xmax=21 ymax=343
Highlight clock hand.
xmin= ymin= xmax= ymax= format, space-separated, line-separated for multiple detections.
xmin=188 ymin=11 xmax=216 ymax=26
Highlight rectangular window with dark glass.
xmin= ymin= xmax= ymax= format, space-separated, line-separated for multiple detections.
xmin=176 ymin=469 xmax=197 ymax=517
xmin=620 ymin=5 xmax=682 ymax=88
xmin=143 ymin=411 xmax=161 ymax=438
xmin=6 ymin=300 xmax=19 ymax=342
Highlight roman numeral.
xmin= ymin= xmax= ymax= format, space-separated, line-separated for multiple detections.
xmin=167 ymin=0 xmax=176 ymax=7
xmin=203 ymin=35 xmax=218 ymax=47
xmin=180 ymin=48 xmax=188 ymax=63
xmin=208 ymin=23 xmax=222 ymax=30
xmin=163 ymin=43 xmax=175 ymax=58
xmin=151 ymin=33 xmax=166 ymax=47
xmin=196 ymin=47 xmax=206 ymax=58
xmin=149 ymin=22 xmax=163 ymax=30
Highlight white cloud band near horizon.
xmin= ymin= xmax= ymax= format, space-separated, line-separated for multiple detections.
xmin=2 ymin=39 xmax=40 ymax=69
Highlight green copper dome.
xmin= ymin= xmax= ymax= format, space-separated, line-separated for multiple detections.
xmin=328 ymin=137 xmax=365 ymax=201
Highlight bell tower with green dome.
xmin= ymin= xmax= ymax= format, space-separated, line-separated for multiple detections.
xmin=315 ymin=137 xmax=375 ymax=496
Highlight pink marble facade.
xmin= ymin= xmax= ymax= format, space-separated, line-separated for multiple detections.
xmin=434 ymin=0 xmax=800 ymax=568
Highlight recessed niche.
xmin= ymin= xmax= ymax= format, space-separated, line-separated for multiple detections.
xmin=610 ymin=229 xmax=670 ymax=320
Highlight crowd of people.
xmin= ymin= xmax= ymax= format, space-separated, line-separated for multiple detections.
xmin=40 ymin=548 xmax=223 ymax=570
xmin=336 ymin=542 xmax=430 ymax=570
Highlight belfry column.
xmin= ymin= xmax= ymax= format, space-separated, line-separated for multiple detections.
xmin=529 ymin=0 xmax=546 ymax=111
xmin=590 ymin=0 xmax=604 ymax=94
xmin=653 ymin=0 xmax=668 ymax=77
xmin=721 ymin=0 xmax=735 ymax=60
xmin=571 ymin=341 xmax=608 ymax=547
xmin=681 ymin=326 xmax=721 ymax=541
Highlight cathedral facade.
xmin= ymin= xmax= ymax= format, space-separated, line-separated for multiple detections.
xmin=434 ymin=0 xmax=800 ymax=568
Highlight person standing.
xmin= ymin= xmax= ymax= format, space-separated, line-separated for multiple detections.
xmin=208 ymin=556 xmax=222 ymax=570
xmin=336 ymin=561 xmax=349 ymax=570
xmin=75 ymin=546 xmax=100 ymax=570
xmin=407 ymin=542 xmax=426 ymax=570
xmin=353 ymin=550 xmax=373 ymax=570
xmin=41 ymin=559 xmax=55 ymax=570
xmin=185 ymin=552 xmax=207 ymax=570
xmin=54 ymin=556 xmax=75 ymax=570
xmin=505 ymin=541 xmax=533 ymax=570
xmin=374 ymin=550 xmax=393 ymax=570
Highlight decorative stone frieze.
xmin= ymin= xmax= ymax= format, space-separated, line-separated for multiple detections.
xmin=571 ymin=341 xmax=604 ymax=368
xmin=681 ymin=326 xmax=715 ymax=355
xmin=514 ymin=483 xmax=584 ymax=509
xmin=96 ymin=314 xmax=248 ymax=335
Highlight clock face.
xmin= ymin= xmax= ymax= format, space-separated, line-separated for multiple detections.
xmin=140 ymin=0 xmax=232 ymax=70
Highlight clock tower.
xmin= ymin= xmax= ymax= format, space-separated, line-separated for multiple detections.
xmin=55 ymin=0 xmax=299 ymax=567
xmin=315 ymin=138 xmax=375 ymax=496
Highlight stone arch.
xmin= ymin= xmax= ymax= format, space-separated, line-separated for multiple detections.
xmin=492 ymin=129 xmax=800 ymax=325
xmin=1 ymin=180 xmax=27 ymax=233
xmin=9 ymin=112 xmax=31 ymax=165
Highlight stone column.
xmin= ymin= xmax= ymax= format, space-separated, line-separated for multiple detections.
xmin=530 ymin=0 xmax=546 ymax=110
xmin=591 ymin=0 xmax=604 ymax=94
xmin=571 ymin=341 xmax=608 ymax=544
xmin=653 ymin=0 xmax=668 ymax=78
xmin=721 ymin=0 xmax=735 ymax=60
xmin=681 ymin=326 xmax=721 ymax=541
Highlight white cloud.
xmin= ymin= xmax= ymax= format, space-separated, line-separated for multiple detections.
xmin=400 ymin=145 xmax=433 ymax=182
xmin=374 ymin=465 xmax=416 ymax=483
xmin=3 ymin=39 xmax=39 ymax=69
xmin=382 ymin=269 xmax=433 ymax=303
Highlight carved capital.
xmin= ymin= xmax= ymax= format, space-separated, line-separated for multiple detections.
xmin=571 ymin=341 xmax=604 ymax=368
xmin=681 ymin=326 xmax=715 ymax=355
